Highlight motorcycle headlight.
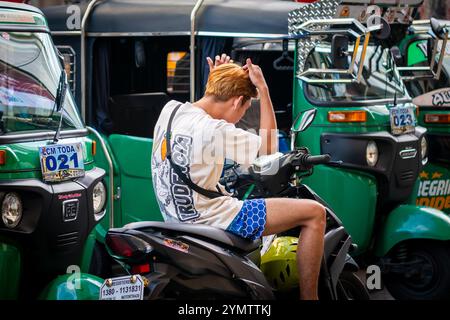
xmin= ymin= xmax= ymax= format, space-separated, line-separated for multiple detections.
xmin=366 ymin=140 xmax=379 ymax=167
xmin=1 ymin=192 xmax=23 ymax=229
xmin=420 ymin=136 xmax=428 ymax=164
xmin=93 ymin=181 xmax=106 ymax=215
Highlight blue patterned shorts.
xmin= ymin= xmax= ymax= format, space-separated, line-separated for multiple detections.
xmin=226 ymin=199 xmax=267 ymax=240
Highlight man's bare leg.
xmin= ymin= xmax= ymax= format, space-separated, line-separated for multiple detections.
xmin=263 ymin=198 xmax=326 ymax=300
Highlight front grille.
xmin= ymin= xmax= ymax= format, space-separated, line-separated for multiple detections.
xmin=400 ymin=170 xmax=415 ymax=182
xmin=56 ymin=231 xmax=79 ymax=248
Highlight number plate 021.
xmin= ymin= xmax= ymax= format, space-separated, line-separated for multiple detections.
xmin=39 ymin=143 xmax=85 ymax=182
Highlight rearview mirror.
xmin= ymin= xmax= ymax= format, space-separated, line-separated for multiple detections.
xmin=331 ymin=35 xmax=349 ymax=69
xmin=368 ymin=16 xmax=391 ymax=40
xmin=431 ymin=17 xmax=448 ymax=40
xmin=292 ymin=108 xmax=317 ymax=133
xmin=291 ymin=108 xmax=317 ymax=150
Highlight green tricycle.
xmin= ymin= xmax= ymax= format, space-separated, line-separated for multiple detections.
xmin=395 ymin=18 xmax=450 ymax=215
xmin=288 ymin=0 xmax=450 ymax=300
xmin=0 ymin=1 xmax=108 ymax=300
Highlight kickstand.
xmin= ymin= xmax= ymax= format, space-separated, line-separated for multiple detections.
xmin=273 ymin=39 xmax=294 ymax=71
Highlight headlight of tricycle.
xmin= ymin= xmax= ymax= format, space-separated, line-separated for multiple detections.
xmin=420 ymin=136 xmax=428 ymax=165
xmin=93 ymin=181 xmax=106 ymax=215
xmin=1 ymin=192 xmax=23 ymax=229
xmin=366 ymin=140 xmax=379 ymax=167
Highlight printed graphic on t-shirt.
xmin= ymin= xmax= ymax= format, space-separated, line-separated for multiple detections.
xmin=169 ymin=134 xmax=199 ymax=221
xmin=152 ymin=128 xmax=199 ymax=222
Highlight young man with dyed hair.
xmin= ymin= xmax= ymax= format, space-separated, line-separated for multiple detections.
xmin=151 ymin=56 xmax=326 ymax=300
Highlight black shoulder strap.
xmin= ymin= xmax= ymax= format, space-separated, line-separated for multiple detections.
xmin=165 ymin=103 xmax=223 ymax=199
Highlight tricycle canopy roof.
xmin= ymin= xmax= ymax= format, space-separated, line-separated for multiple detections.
xmin=0 ymin=0 xmax=43 ymax=15
xmin=0 ymin=0 xmax=48 ymax=31
xmin=42 ymin=0 xmax=305 ymax=37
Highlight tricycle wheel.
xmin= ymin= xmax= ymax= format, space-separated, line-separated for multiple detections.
xmin=384 ymin=242 xmax=450 ymax=300
xmin=89 ymin=241 xmax=113 ymax=278
xmin=336 ymin=271 xmax=370 ymax=300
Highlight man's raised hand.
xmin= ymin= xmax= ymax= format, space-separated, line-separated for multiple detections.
xmin=243 ymin=58 xmax=268 ymax=91
xmin=207 ymin=53 xmax=233 ymax=72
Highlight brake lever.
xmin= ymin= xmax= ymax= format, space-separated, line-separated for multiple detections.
xmin=328 ymin=160 xmax=343 ymax=166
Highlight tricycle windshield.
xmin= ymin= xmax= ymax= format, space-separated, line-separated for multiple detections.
xmin=0 ymin=31 xmax=83 ymax=134
xmin=305 ymin=44 xmax=408 ymax=104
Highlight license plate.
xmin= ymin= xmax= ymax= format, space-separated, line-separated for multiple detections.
xmin=39 ymin=143 xmax=85 ymax=182
xmin=389 ymin=106 xmax=416 ymax=135
xmin=99 ymin=275 xmax=145 ymax=300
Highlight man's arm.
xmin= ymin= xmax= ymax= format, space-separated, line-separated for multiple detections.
xmin=245 ymin=59 xmax=277 ymax=155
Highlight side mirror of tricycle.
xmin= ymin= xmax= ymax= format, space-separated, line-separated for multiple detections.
xmin=430 ymin=17 xmax=449 ymax=40
xmin=331 ymin=35 xmax=349 ymax=69
xmin=290 ymin=108 xmax=317 ymax=150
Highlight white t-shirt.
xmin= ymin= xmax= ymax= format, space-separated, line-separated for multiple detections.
xmin=151 ymin=100 xmax=262 ymax=229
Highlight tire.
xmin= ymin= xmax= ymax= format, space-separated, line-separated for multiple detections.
xmin=89 ymin=241 xmax=113 ymax=278
xmin=384 ymin=243 xmax=450 ymax=300
xmin=337 ymin=271 xmax=370 ymax=300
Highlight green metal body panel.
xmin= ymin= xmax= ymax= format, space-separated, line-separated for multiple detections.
xmin=39 ymin=273 xmax=103 ymax=300
xmin=108 ymin=134 xmax=162 ymax=224
xmin=80 ymin=230 xmax=96 ymax=273
xmin=303 ymin=166 xmax=377 ymax=253
xmin=0 ymin=242 xmax=21 ymax=299
xmin=405 ymin=39 xmax=427 ymax=66
xmin=374 ymin=204 xmax=450 ymax=257
xmin=88 ymin=133 xmax=163 ymax=247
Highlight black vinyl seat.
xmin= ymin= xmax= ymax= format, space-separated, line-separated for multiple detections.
xmin=124 ymin=221 xmax=262 ymax=253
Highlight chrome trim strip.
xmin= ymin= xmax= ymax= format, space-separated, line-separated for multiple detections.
xmin=0 ymin=129 xmax=88 ymax=144
xmin=53 ymin=31 xmax=287 ymax=39
xmin=81 ymin=0 xmax=102 ymax=122
xmin=51 ymin=31 xmax=81 ymax=36
xmin=87 ymin=126 xmax=114 ymax=228
xmin=86 ymin=31 xmax=191 ymax=37
xmin=190 ymin=0 xmax=205 ymax=102
xmin=197 ymin=31 xmax=287 ymax=38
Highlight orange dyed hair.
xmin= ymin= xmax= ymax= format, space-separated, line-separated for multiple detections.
xmin=204 ymin=63 xmax=257 ymax=102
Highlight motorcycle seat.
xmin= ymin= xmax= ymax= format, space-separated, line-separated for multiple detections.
xmin=124 ymin=221 xmax=262 ymax=253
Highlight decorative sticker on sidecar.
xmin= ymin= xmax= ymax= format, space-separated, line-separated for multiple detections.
xmin=417 ymin=170 xmax=450 ymax=212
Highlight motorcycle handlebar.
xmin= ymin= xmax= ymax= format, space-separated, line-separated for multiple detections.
xmin=302 ymin=154 xmax=331 ymax=166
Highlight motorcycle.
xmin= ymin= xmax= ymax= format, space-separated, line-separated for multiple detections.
xmin=99 ymin=110 xmax=370 ymax=300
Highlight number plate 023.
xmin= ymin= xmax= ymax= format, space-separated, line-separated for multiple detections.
xmin=39 ymin=143 xmax=85 ymax=182
xmin=389 ymin=106 xmax=416 ymax=135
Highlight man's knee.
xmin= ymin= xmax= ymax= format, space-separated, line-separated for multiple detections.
xmin=301 ymin=201 xmax=326 ymax=230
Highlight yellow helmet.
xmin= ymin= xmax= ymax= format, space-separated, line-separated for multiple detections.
xmin=260 ymin=236 xmax=299 ymax=291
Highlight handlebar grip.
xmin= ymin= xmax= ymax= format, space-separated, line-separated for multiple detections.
xmin=304 ymin=154 xmax=331 ymax=165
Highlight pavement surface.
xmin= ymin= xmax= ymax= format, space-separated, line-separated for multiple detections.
xmin=356 ymin=270 xmax=395 ymax=300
